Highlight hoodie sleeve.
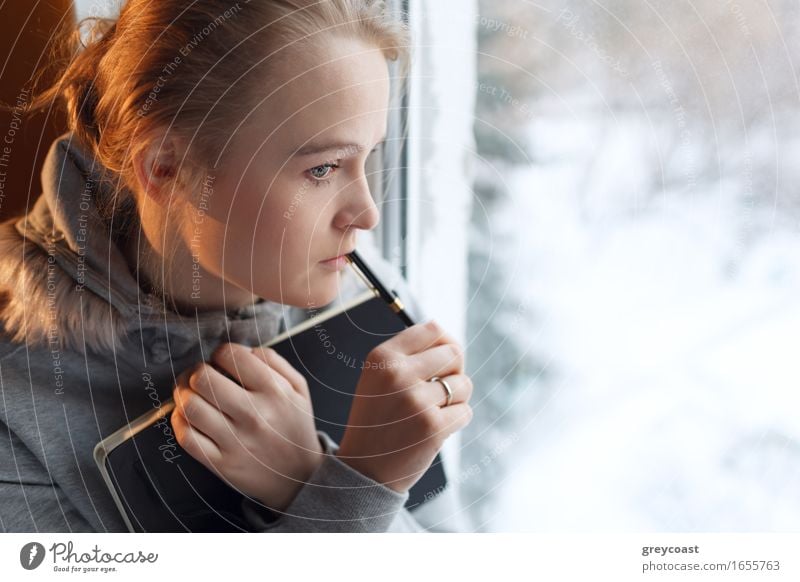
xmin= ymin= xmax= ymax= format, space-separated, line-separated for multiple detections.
xmin=240 ymin=430 xmax=426 ymax=532
xmin=0 ymin=480 xmax=95 ymax=533
xmin=0 ymin=420 xmax=95 ymax=533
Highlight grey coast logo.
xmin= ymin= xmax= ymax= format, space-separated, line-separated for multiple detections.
xmin=20 ymin=542 xmax=46 ymax=570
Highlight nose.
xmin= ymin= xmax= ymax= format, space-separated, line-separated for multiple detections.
xmin=334 ymin=175 xmax=380 ymax=232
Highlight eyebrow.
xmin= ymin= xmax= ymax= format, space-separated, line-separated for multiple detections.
xmin=290 ymin=136 xmax=387 ymax=158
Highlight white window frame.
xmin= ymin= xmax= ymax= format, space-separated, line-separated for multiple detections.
xmin=379 ymin=0 xmax=478 ymax=530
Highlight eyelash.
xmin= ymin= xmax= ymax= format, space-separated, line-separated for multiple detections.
xmin=305 ymin=146 xmax=381 ymax=188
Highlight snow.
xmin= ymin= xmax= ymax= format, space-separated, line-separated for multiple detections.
xmin=486 ymin=112 xmax=800 ymax=531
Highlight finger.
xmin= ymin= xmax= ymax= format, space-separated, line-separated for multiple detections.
xmin=408 ymin=343 xmax=465 ymax=380
xmin=173 ymin=384 xmax=235 ymax=449
xmin=251 ymin=346 xmax=309 ymax=398
xmin=436 ymin=402 xmax=474 ymax=436
xmin=212 ymin=342 xmax=293 ymax=397
xmin=175 ymin=365 xmax=192 ymax=387
xmin=170 ymin=406 xmax=224 ymax=468
xmin=385 ymin=320 xmax=459 ymax=356
xmin=417 ymin=374 xmax=473 ymax=409
xmin=185 ymin=362 xmax=253 ymax=420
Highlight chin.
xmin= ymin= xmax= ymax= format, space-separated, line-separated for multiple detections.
xmin=307 ymin=287 xmax=339 ymax=309
xmin=280 ymin=278 xmax=339 ymax=310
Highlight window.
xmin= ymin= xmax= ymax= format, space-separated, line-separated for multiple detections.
xmin=402 ymin=0 xmax=800 ymax=531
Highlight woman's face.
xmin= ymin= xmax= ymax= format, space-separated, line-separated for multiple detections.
xmin=185 ymin=38 xmax=390 ymax=309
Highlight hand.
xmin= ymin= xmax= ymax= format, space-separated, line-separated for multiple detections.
xmin=336 ymin=320 xmax=474 ymax=493
xmin=171 ymin=343 xmax=323 ymax=511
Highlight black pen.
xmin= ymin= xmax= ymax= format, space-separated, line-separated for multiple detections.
xmin=345 ymin=250 xmax=416 ymax=327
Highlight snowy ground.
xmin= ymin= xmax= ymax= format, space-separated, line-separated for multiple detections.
xmin=486 ymin=114 xmax=800 ymax=531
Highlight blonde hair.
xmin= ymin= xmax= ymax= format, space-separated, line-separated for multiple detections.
xmin=28 ymin=0 xmax=410 ymax=238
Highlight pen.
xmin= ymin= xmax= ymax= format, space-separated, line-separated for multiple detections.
xmin=345 ymin=250 xmax=416 ymax=327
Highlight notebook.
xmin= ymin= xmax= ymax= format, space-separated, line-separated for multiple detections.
xmin=94 ymin=280 xmax=448 ymax=532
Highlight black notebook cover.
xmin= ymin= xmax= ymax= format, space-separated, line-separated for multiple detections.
xmin=94 ymin=290 xmax=448 ymax=532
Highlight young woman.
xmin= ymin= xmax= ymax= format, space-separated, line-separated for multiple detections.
xmin=0 ymin=0 xmax=473 ymax=532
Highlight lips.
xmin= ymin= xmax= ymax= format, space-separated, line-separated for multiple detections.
xmin=321 ymin=247 xmax=355 ymax=262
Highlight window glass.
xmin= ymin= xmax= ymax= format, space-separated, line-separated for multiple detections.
xmin=466 ymin=0 xmax=800 ymax=531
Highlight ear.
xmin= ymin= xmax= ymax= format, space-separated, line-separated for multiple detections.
xmin=132 ymin=133 xmax=184 ymax=206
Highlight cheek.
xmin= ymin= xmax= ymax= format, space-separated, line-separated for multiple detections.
xmin=254 ymin=209 xmax=342 ymax=306
xmin=252 ymin=191 xmax=312 ymax=260
xmin=191 ymin=182 xmax=281 ymax=274
xmin=253 ymin=181 xmax=331 ymax=261
xmin=197 ymin=176 xmax=341 ymax=304
xmin=252 ymin=193 xmax=329 ymax=282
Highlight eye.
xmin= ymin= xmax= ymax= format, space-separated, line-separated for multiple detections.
xmin=307 ymin=162 xmax=339 ymax=185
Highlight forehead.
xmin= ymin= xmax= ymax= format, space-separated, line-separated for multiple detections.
xmin=252 ymin=37 xmax=391 ymax=152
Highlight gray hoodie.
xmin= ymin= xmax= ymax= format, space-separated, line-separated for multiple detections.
xmin=0 ymin=133 xmax=458 ymax=533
